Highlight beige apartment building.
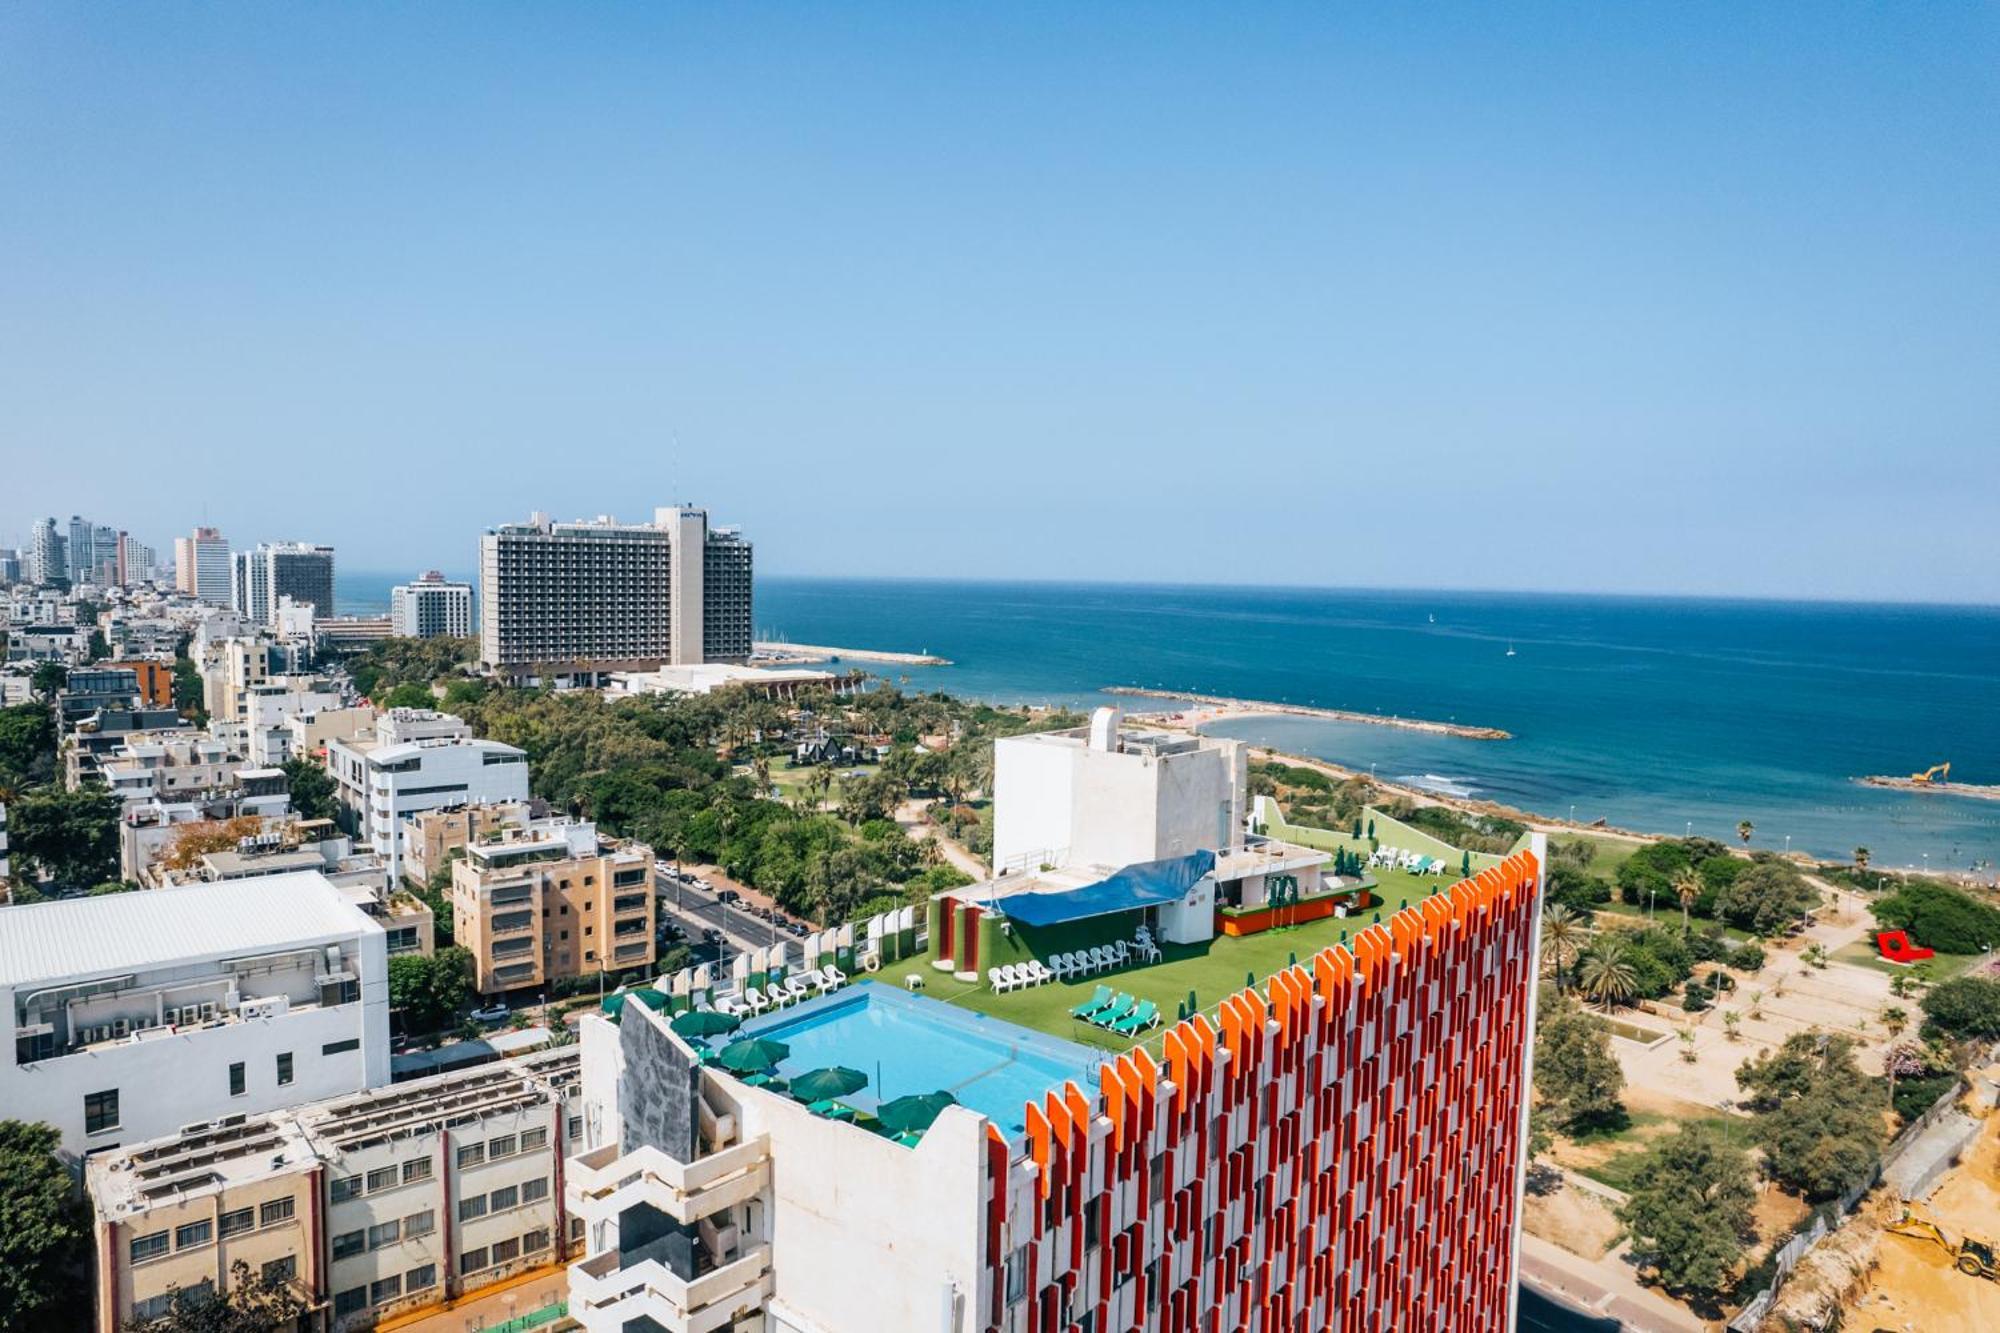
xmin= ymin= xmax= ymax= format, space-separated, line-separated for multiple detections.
xmin=87 ymin=1049 xmax=585 ymax=1333
xmin=450 ymin=819 xmax=655 ymax=995
xmin=397 ymin=799 xmax=543 ymax=887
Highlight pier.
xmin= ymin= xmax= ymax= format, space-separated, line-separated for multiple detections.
xmin=753 ymin=640 xmax=954 ymax=667
xmin=1103 ymin=686 xmax=1511 ymax=740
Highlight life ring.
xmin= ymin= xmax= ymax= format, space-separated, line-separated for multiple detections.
xmin=862 ymin=952 xmax=882 ymax=973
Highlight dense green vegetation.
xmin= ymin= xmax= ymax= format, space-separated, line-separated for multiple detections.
xmin=1871 ymin=880 xmax=2000 ymax=955
xmin=389 ymin=946 xmax=474 ymax=1035
xmin=0 ymin=1119 xmax=88 ymax=1330
xmin=341 ymin=635 xmax=480 ymax=699
xmin=1248 ymin=761 xmax=1377 ymax=832
xmin=1919 ymin=975 xmax=2000 ymax=1039
xmin=0 ymin=702 xmax=56 ymax=792
xmin=121 ymin=1260 xmax=310 ymax=1332
xmin=280 ymin=755 xmax=338 ymax=823
xmin=5 ymin=782 xmax=121 ymax=893
xmin=1616 ymin=1122 xmax=1757 ymax=1299
xmin=1534 ymin=995 xmax=1626 ymax=1132
xmin=1381 ymin=800 xmax=1525 ymax=855
xmin=1735 ymin=1032 xmax=1884 ymax=1200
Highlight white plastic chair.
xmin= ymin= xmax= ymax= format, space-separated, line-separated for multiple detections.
xmin=989 ymin=967 xmax=1014 ymax=994
xmin=785 ymin=974 xmax=815 ymax=1003
xmin=744 ymin=988 xmax=770 ymax=1016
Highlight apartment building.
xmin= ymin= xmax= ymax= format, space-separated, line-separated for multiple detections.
xmin=6 ymin=622 xmax=91 ymax=663
xmin=0 ymin=873 xmax=391 ymax=1156
xmin=86 ymin=1048 xmax=585 ymax=1333
xmin=323 ymin=709 xmax=530 ymax=882
xmin=97 ymin=732 xmax=268 ymax=808
xmin=202 ymin=634 xmax=274 ymax=724
xmin=242 ymin=677 xmax=349 ymax=764
xmin=477 ymin=505 xmax=753 ymax=679
xmin=174 ymin=526 xmax=233 ymax=604
xmin=450 ymin=819 xmax=655 ymax=995
xmin=390 ymin=571 xmax=473 ymax=639
xmin=398 ymin=799 xmax=543 ymax=887
xmin=105 ymin=658 xmax=177 ymax=709
xmin=234 ymin=543 xmax=336 ymax=623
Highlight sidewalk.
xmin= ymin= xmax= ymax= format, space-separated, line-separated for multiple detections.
xmin=1521 ymin=1234 xmax=1713 ymax=1333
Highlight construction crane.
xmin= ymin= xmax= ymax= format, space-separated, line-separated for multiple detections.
xmin=1885 ymin=1205 xmax=1999 ymax=1280
xmin=1909 ymin=762 xmax=1952 ymax=786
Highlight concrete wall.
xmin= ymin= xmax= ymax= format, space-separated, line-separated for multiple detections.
xmin=992 ymin=736 xmax=1076 ymax=874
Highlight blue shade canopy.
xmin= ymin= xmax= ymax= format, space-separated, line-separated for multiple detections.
xmin=994 ymin=851 xmax=1215 ymax=928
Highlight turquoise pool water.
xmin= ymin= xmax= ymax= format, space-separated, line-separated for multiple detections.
xmin=739 ymin=984 xmax=1105 ymax=1133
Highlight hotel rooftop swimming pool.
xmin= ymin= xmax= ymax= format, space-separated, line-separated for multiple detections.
xmin=736 ymin=983 xmax=1106 ymax=1134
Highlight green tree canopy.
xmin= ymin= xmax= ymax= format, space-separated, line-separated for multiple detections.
xmin=389 ymin=947 xmax=474 ymax=1035
xmin=1920 ymin=976 xmax=2000 ymax=1039
xmin=122 ymin=1258 xmax=310 ymax=1332
xmin=9 ymin=781 xmax=121 ymax=888
xmin=1616 ymin=1121 xmax=1757 ymax=1297
xmin=1714 ymin=860 xmax=1819 ymax=936
xmin=0 ymin=702 xmax=57 ymax=791
xmin=1873 ymin=882 xmax=2000 ymax=955
xmin=29 ymin=661 xmax=68 ymax=699
xmin=1534 ymin=997 xmax=1627 ymax=1132
xmin=0 ymin=1119 xmax=89 ymax=1330
xmin=280 ymin=756 xmax=338 ymax=823
xmin=1735 ymin=1031 xmax=1884 ymax=1199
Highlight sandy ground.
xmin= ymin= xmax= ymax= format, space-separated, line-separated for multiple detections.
xmin=1847 ymin=1094 xmax=2000 ymax=1331
xmin=1525 ymin=1177 xmax=1626 ymax=1260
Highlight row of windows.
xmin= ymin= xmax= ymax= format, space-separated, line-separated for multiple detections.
xmin=331 ymin=1155 xmax=432 ymax=1203
xmin=332 ymin=1209 xmax=434 ymax=1259
xmin=457 ymin=1175 xmax=549 ymax=1222
xmin=227 ymin=1052 xmax=294 ymax=1097
xmin=332 ymin=1263 xmax=436 ymax=1318
xmin=130 ymin=1198 xmax=294 ymax=1264
xmin=458 ymin=1225 xmax=552 ymax=1276
xmin=455 ymin=1125 xmax=547 ymax=1169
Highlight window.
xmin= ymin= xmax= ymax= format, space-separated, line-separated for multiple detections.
xmin=404 ymin=1209 xmax=434 ymax=1239
xmin=261 ymin=1255 xmax=296 ymax=1286
xmin=458 ymin=1247 xmax=488 ymax=1275
xmin=520 ymin=1127 xmax=548 ymax=1152
xmin=331 ymin=1175 xmax=362 ymax=1204
xmin=402 ymin=1157 xmax=432 ymax=1184
xmin=456 ymin=1142 xmax=485 ymax=1169
xmin=332 ymin=1229 xmax=365 ymax=1260
xmin=487 ymin=1133 xmax=517 ymax=1159
xmin=323 ymin=1038 xmax=359 ymax=1056
xmin=333 ymin=1287 xmax=368 ymax=1317
xmin=491 ymin=1236 xmax=520 ymax=1265
xmin=488 ymin=1184 xmax=518 ymax=1212
xmin=567 ymin=1116 xmax=582 ymax=1140
xmin=367 ymin=1165 xmax=399 ymax=1193
xmin=276 ymin=1052 xmax=293 ymax=1086
xmin=228 ymin=1062 xmax=247 ymax=1096
xmin=459 ymin=1196 xmax=487 ymax=1222
xmin=175 ymin=1220 xmax=212 ymax=1250
xmin=132 ymin=1293 xmax=175 ymax=1322
xmin=261 ymin=1197 xmax=295 ymax=1227
xmin=218 ymin=1207 xmax=255 ymax=1238
xmin=85 ymin=1089 xmax=120 ymax=1134
xmin=569 ymin=1216 xmax=586 ymax=1242
xmin=405 ymin=1263 xmax=437 ymax=1292
xmin=370 ymin=1275 xmax=402 ymax=1305
xmin=129 ymin=1231 xmax=168 ymax=1264
xmin=523 ymin=1227 xmax=551 ymax=1253
xmin=520 ymin=1176 xmax=549 ymax=1204
xmin=368 ymin=1220 xmax=401 ymax=1250
xmin=1005 ymin=1247 xmax=1028 ymax=1302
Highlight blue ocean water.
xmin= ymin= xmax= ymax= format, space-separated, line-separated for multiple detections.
xmin=752 ymin=578 xmax=2000 ymax=871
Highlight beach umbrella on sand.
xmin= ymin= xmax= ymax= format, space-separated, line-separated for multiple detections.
xmin=876 ymin=1091 xmax=958 ymax=1135
xmin=718 ymin=1037 xmax=791 ymax=1074
xmin=789 ymin=1066 xmax=867 ymax=1103
xmin=671 ymin=1009 xmax=741 ymax=1039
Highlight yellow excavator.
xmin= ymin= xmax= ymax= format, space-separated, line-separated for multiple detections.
xmin=1886 ymin=1205 xmax=1999 ymax=1280
xmin=1909 ymin=762 xmax=1952 ymax=785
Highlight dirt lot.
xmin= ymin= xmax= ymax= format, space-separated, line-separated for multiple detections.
xmin=1847 ymin=1098 xmax=2000 ymax=1330
xmin=1524 ymin=1180 xmax=1625 ymax=1260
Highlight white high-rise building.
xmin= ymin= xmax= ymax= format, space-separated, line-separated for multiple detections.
xmin=478 ymin=505 xmax=753 ymax=678
xmin=323 ymin=709 xmax=530 ymax=882
xmin=390 ymin=571 xmax=473 ymax=639
xmin=174 ymin=526 xmax=232 ymax=604
xmin=234 ymin=542 xmax=336 ymax=623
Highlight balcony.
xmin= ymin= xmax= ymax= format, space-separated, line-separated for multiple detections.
xmin=567 ymin=1138 xmax=769 ymax=1229
xmin=568 ymin=1243 xmax=771 ymax=1333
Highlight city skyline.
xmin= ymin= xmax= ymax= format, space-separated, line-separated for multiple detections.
xmin=3 ymin=6 xmax=1996 ymax=603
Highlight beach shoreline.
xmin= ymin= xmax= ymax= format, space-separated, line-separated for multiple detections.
xmin=754 ymin=640 xmax=953 ymax=667
xmin=1104 ymin=685 xmax=1511 ymax=740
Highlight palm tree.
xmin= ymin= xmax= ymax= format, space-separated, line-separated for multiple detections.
xmin=1723 ymin=1010 xmax=1742 ymax=1041
xmin=1853 ymin=846 xmax=1871 ymax=871
xmin=1737 ymin=819 xmax=1755 ymax=845
xmin=751 ymin=756 xmax=772 ymax=798
xmin=1883 ymin=1005 xmax=1908 ymax=1041
xmin=1539 ymin=903 xmax=1586 ymax=993
xmin=1673 ymin=869 xmax=1702 ymax=935
xmin=1579 ymin=938 xmax=1638 ymax=1011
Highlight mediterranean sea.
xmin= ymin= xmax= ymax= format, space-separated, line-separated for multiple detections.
xmin=339 ymin=571 xmax=2000 ymax=871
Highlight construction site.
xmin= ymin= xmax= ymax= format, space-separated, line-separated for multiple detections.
xmin=1858 ymin=761 xmax=2000 ymax=803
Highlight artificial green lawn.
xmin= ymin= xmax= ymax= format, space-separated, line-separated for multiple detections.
xmin=896 ymin=864 xmax=1462 ymax=1057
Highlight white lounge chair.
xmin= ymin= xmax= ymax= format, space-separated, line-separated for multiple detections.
xmin=784 ymin=974 xmax=815 ymax=1004
xmin=715 ymin=994 xmax=746 ymax=1017
xmin=989 ymin=966 xmax=1015 ymax=994
xmin=743 ymin=987 xmax=770 ymax=1016
xmin=1027 ymin=960 xmax=1054 ymax=986
xmin=824 ymin=964 xmax=850 ymax=988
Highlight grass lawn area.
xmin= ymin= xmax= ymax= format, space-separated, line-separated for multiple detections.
xmin=1551 ymin=831 xmax=1646 ymax=881
xmin=897 ymin=867 xmax=1470 ymax=1058
xmin=1567 ymin=1110 xmax=1761 ymax=1194
xmin=1830 ymin=939 xmax=1988 ymax=981
xmin=1590 ymin=898 xmax=1756 ymax=943
xmin=764 ymin=759 xmax=878 ymax=795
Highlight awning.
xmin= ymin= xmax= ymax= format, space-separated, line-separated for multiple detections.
xmin=995 ymin=850 xmax=1215 ymax=928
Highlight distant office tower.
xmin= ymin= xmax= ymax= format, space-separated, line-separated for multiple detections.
xmin=390 ymin=571 xmax=473 ymax=639
xmin=233 ymin=542 xmax=336 ymax=623
xmin=173 ymin=526 xmax=232 ymax=604
xmin=0 ymin=550 xmax=18 ymax=585
xmin=478 ymin=505 xmax=753 ymax=677
xmin=114 ymin=533 xmax=154 ymax=586
xmin=90 ymin=524 xmax=119 ymax=584
xmin=29 ymin=518 xmax=65 ymax=585
xmin=66 ymin=516 xmax=94 ymax=583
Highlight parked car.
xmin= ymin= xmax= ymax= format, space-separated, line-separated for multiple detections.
xmin=716 ymin=889 xmax=740 ymax=905
xmin=468 ymin=1003 xmax=509 ymax=1024
xmin=702 ymin=927 xmax=725 ymax=944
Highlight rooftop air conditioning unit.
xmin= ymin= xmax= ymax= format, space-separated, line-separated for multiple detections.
xmin=112 ymin=1019 xmax=130 ymax=1038
xmin=199 ymin=1003 xmax=218 ymax=1022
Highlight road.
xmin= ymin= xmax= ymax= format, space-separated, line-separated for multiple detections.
xmin=653 ymin=866 xmax=804 ymax=966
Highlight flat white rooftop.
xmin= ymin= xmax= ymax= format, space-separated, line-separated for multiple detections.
xmin=0 ymin=872 xmax=379 ymax=989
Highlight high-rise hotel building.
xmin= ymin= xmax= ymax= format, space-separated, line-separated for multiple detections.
xmin=478 ymin=506 xmax=753 ymax=678
xmin=233 ymin=542 xmax=336 ymax=623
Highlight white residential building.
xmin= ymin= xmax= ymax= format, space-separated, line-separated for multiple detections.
xmin=243 ymin=677 xmax=349 ymax=765
xmin=324 ymin=709 xmax=530 ymax=882
xmin=390 ymin=571 xmax=473 ymax=640
xmin=234 ymin=542 xmax=336 ymax=624
xmin=0 ymin=873 xmax=391 ymax=1156
xmin=173 ymin=526 xmax=232 ymax=605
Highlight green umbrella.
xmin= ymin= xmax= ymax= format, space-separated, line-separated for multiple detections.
xmin=605 ymin=989 xmax=671 ymax=1018
xmin=875 ymin=1090 xmax=957 ymax=1135
xmin=717 ymin=1037 xmax=791 ymax=1074
xmin=671 ymin=1009 xmax=741 ymax=1039
xmin=789 ymin=1066 xmax=866 ymax=1103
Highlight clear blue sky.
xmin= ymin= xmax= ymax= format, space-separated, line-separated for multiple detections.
xmin=2 ymin=4 xmax=1994 ymax=601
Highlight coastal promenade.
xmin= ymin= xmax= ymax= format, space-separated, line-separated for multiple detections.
xmin=1103 ymin=685 xmax=1511 ymax=739
xmin=753 ymin=640 xmax=953 ymax=666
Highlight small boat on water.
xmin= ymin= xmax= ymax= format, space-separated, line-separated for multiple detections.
xmin=1505 ymin=643 xmax=1517 ymax=658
